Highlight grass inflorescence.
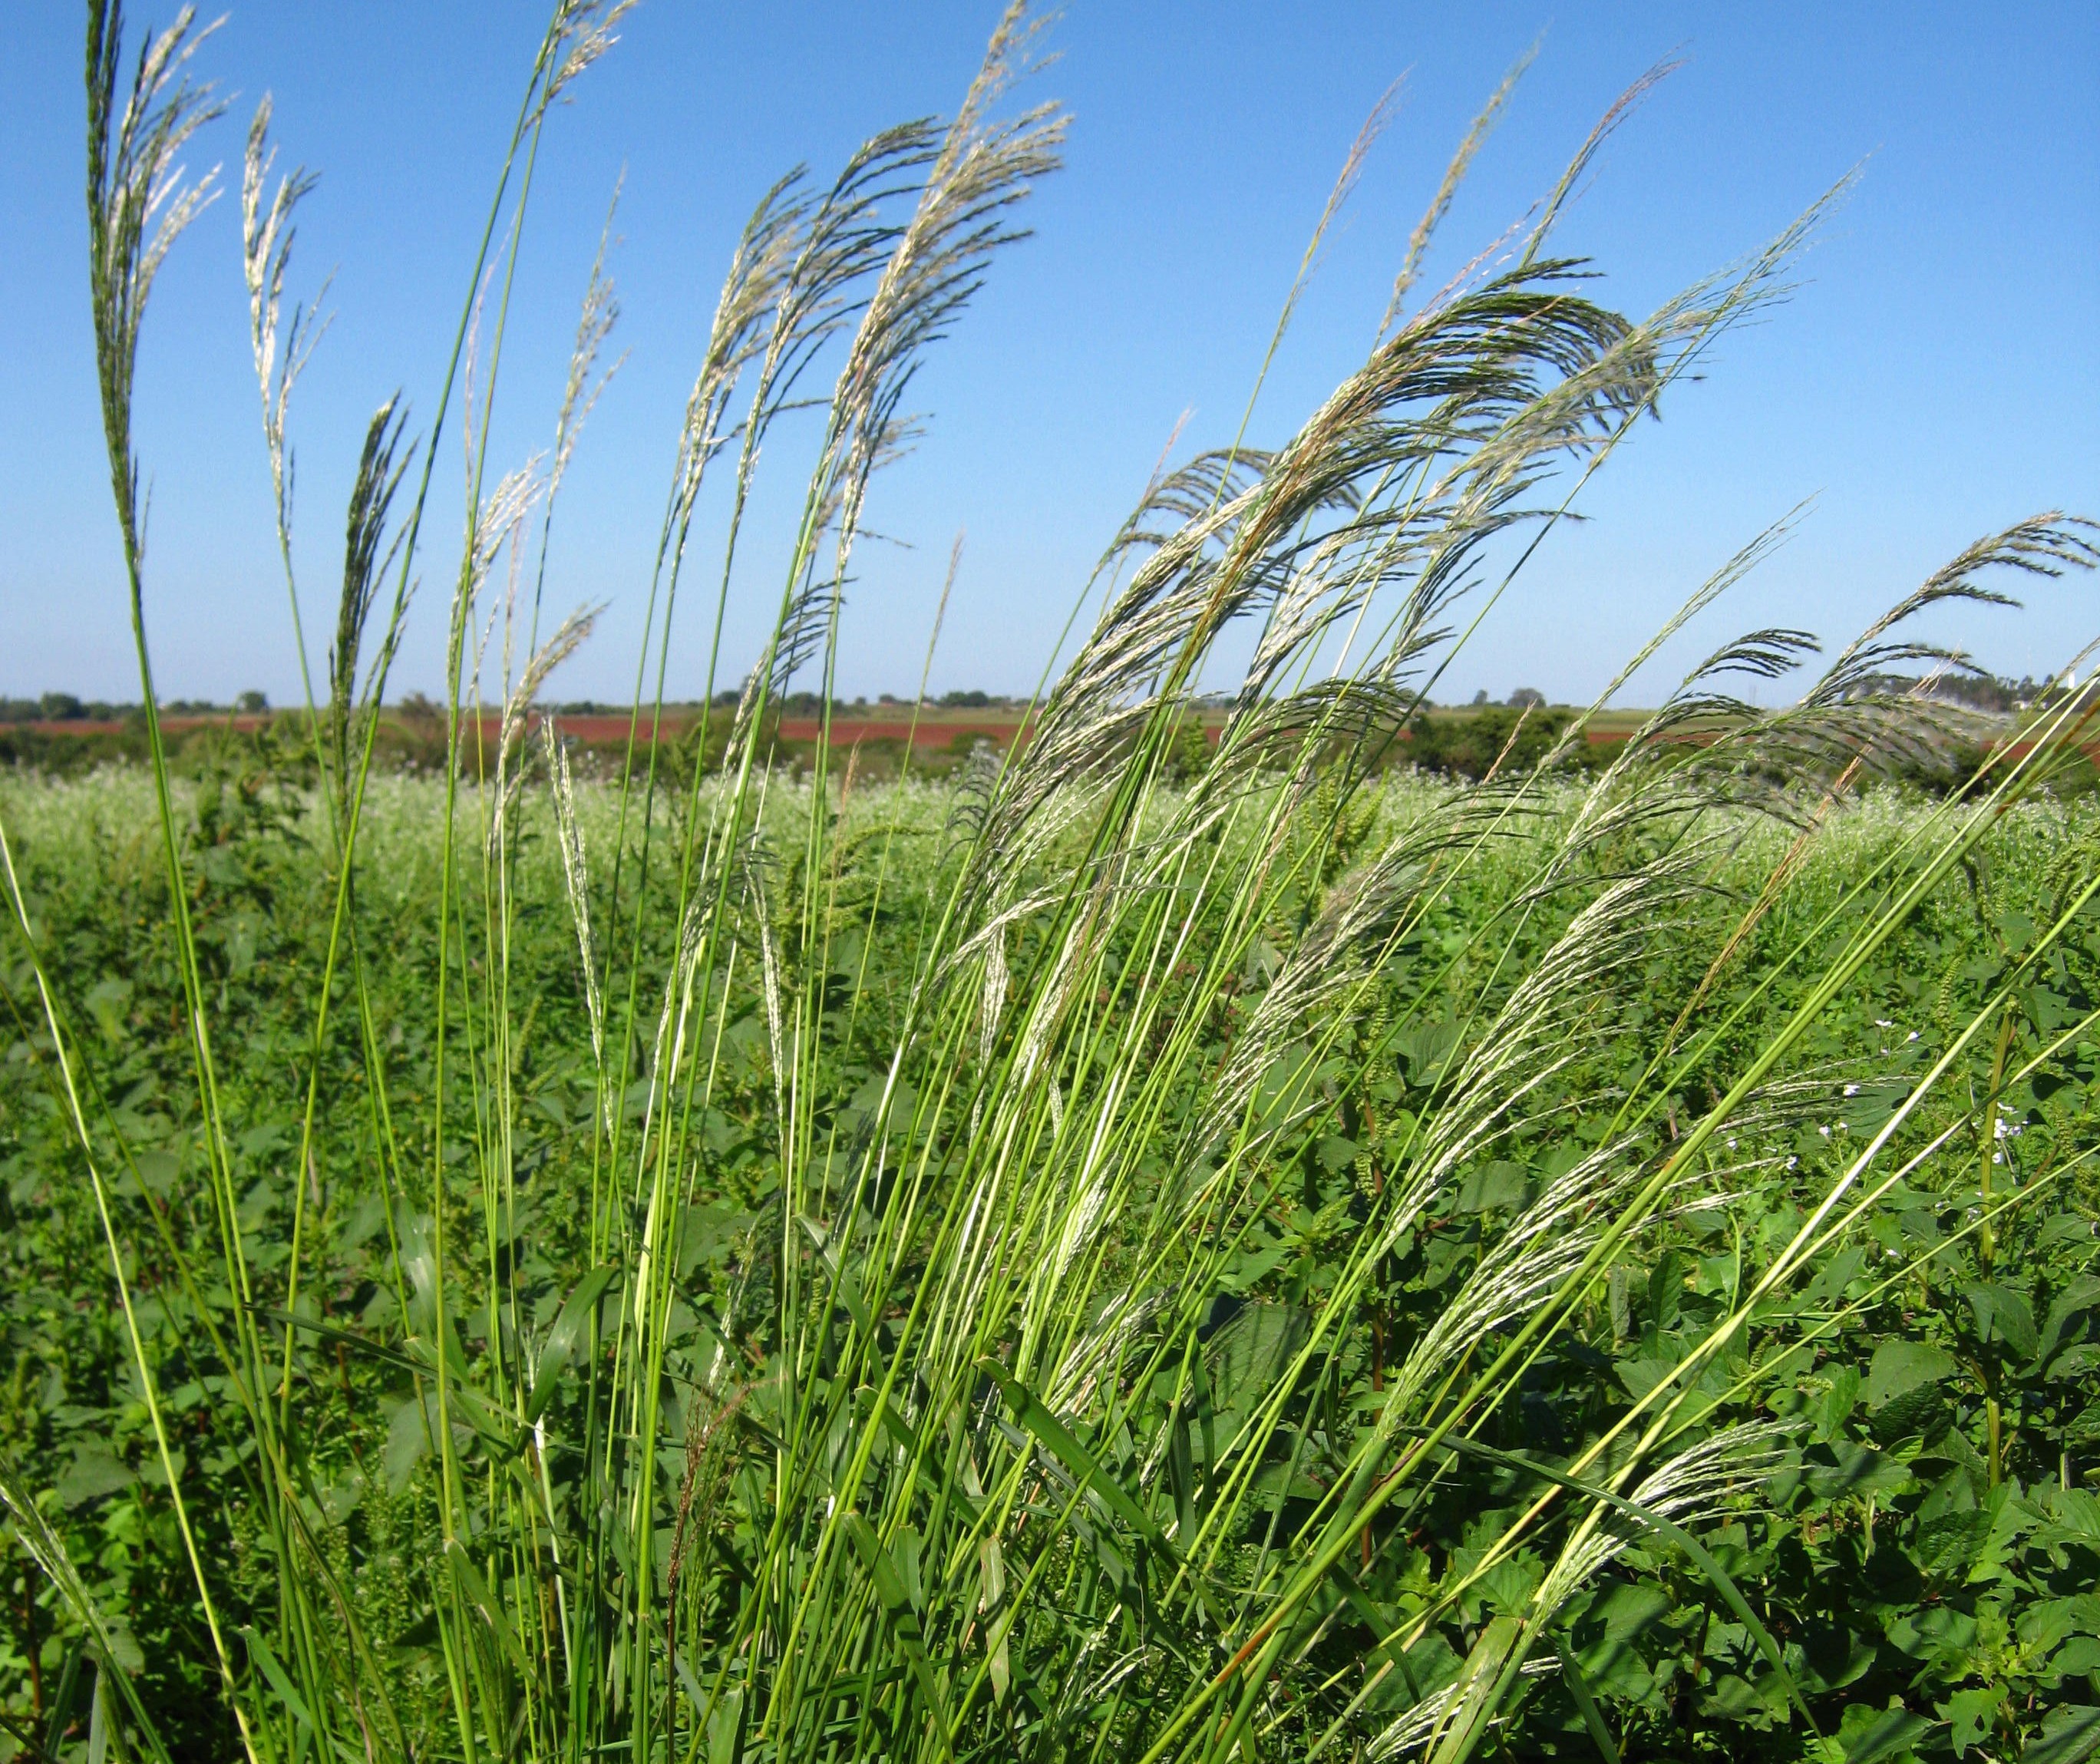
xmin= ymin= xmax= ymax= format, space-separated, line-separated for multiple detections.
xmin=2 ymin=5 xmax=2098 ymax=1763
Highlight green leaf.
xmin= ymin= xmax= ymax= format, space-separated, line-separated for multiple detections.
xmin=1865 ymin=1340 xmax=1958 ymax=1409
xmin=706 ymin=1686 xmax=743 ymax=1764
xmin=385 ymin=1392 xmax=431 ymax=1494
xmin=1818 ymin=1364 xmax=1862 ymax=1439
xmin=2037 ymin=1277 xmax=2100 ymax=1372
xmin=979 ymin=1359 xmax=1162 ymax=1547
xmin=1317 ymin=1135 xmax=1359 ymax=1174
xmin=1204 ymin=1302 xmax=1309 ymax=1416
xmin=1428 ymin=1613 xmax=1525 ymax=1764
xmin=240 ymin=1625 xmax=316 ymax=1736
xmin=252 ymin=1304 xmax=424 ymax=1377
xmin=1836 ymin=1703 xmax=1930 ymax=1764
xmin=1961 ymin=1282 xmax=2038 ymax=1361
xmin=842 ymin=1512 xmax=914 ymax=1617
xmin=1935 ymin=1687 xmax=1999 ymax=1759
xmin=444 ymin=1537 xmax=532 ymax=1677
xmin=2029 ymin=1706 xmax=2100 ymax=1764
xmin=1842 ymin=1083 xmax=1910 ymax=1132
xmin=2035 ymin=1486 xmax=2100 ymax=1551
xmin=1910 ymin=1510 xmax=1990 ymax=1583
xmin=1453 ymin=1161 xmax=1526 ymax=1214
xmin=1552 ymin=1635 xmax=1621 ymax=1764
xmin=527 ymin=1266 xmax=619 ymax=1422
xmin=840 ymin=1512 xmax=954 ymax=1759
xmin=57 ymin=1451 xmax=134 ymax=1509
xmin=1806 ymin=1443 xmax=1912 ymax=1501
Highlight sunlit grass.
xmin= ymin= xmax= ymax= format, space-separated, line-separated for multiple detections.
xmin=2 ymin=4 xmax=2095 ymax=1763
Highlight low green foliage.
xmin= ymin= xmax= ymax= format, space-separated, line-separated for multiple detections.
xmin=7 ymin=773 xmax=2098 ymax=1762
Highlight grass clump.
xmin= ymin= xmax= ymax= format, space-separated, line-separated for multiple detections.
xmin=2 ymin=5 xmax=2098 ymax=1763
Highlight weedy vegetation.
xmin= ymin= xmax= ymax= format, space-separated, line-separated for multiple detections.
xmin=3 ymin=4 xmax=2099 ymax=1762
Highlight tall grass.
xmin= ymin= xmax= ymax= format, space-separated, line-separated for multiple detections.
xmin=4 ymin=2 xmax=2097 ymax=1761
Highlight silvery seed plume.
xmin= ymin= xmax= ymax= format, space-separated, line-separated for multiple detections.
xmin=748 ymin=1 xmax=1065 ymax=727
xmin=544 ymin=720 xmax=608 ymax=1095
xmin=1573 ymin=1422 xmax=1792 ymax=1581
xmin=1807 ymin=515 xmax=2097 ymax=705
xmin=242 ymin=95 xmax=327 ymax=544
xmin=825 ymin=1 xmax=1065 ymax=540
xmin=87 ymin=0 xmax=225 ymax=566
xmin=1368 ymin=1661 xmax=1556 ymax=1762
xmin=551 ymin=188 xmax=624 ymax=504
xmin=466 ymin=460 xmax=543 ymax=611
xmin=488 ymin=601 xmax=600 ymax=856
xmin=534 ymin=0 xmax=636 ymax=119
xmin=668 ymin=173 xmax=810 ymax=546
xmin=1380 ymin=43 xmax=1536 ymax=337
xmin=1375 ymin=1426 xmax=1784 ymax=1763
xmin=975 ymin=233 xmax=1772 ymax=894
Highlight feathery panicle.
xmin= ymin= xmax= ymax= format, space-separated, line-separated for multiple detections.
xmin=1270 ymin=76 xmax=1403 ymax=355
xmin=1812 ymin=514 xmax=2099 ymax=702
xmin=86 ymin=0 xmax=226 ymax=567
xmin=536 ymin=0 xmax=636 ymax=118
xmin=553 ymin=182 xmax=626 ymax=501
xmin=825 ymin=1 xmax=1066 ymax=550
xmin=331 ymin=396 xmax=416 ymax=792
xmin=1381 ymin=41 xmax=1537 ymax=336
xmin=497 ymin=600 xmax=599 ymax=793
xmin=667 ymin=172 xmax=811 ymax=546
xmin=241 ymin=94 xmax=329 ymax=542
xmin=1522 ymin=55 xmax=1682 ymax=268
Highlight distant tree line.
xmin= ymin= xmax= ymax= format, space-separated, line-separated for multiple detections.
xmin=540 ymin=690 xmax=1026 ymax=717
xmin=1837 ymin=672 xmax=2073 ymax=712
xmin=5 ymin=674 xmax=2075 ymax=731
xmin=1 ymin=691 xmax=269 ymax=722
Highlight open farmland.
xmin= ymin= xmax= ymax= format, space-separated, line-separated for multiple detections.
xmin=3 ymin=3 xmax=2098 ymax=1762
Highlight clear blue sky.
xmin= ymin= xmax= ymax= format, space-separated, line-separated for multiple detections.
xmin=3 ymin=2 xmax=2095 ymax=707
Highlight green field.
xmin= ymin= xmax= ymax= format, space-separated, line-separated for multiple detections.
xmin=6 ymin=2 xmax=2100 ymax=1761
xmin=5 ymin=758 xmax=2099 ymax=1762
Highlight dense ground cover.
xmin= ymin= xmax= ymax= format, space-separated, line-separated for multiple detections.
xmin=5 ymin=3 xmax=2099 ymax=1761
xmin=4 ymin=763 xmax=2098 ymax=1762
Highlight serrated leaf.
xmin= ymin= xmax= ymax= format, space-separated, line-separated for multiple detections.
xmin=1835 ymin=1703 xmax=1930 ymax=1764
xmin=2039 ymin=1277 xmax=2100 ymax=1372
xmin=1962 ymin=1282 xmax=2038 ymax=1361
xmin=1865 ymin=1340 xmax=1957 ymax=1410
xmin=1936 ymin=1686 xmax=2000 ymax=1758
xmin=1807 ymin=1443 xmax=1912 ymax=1501
xmin=1207 ymin=1300 xmax=1310 ymax=1422
xmin=2029 ymin=1706 xmax=2100 ymax=1764
xmin=1910 ymin=1508 xmax=1990 ymax=1582
xmin=57 ymin=1451 xmax=134 ymax=1509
